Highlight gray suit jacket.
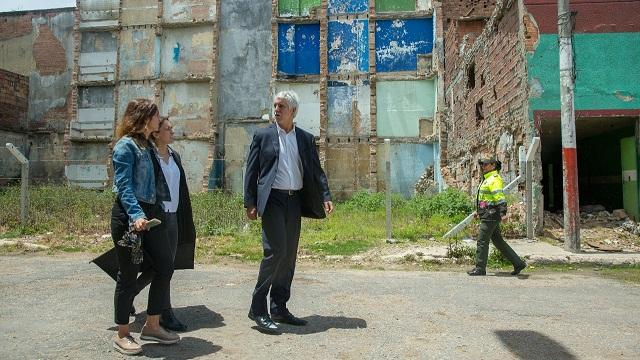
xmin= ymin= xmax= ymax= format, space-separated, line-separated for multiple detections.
xmin=243 ymin=123 xmax=331 ymax=218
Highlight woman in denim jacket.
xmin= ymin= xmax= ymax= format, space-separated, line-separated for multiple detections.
xmin=110 ymin=99 xmax=180 ymax=355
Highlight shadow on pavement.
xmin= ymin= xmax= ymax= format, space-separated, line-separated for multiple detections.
xmin=281 ymin=315 xmax=367 ymax=335
xmin=495 ymin=330 xmax=577 ymax=360
xmin=141 ymin=336 xmax=221 ymax=359
xmin=108 ymin=305 xmax=224 ymax=332
xmin=494 ymin=272 xmax=530 ymax=279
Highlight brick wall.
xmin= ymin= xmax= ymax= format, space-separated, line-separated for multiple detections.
xmin=0 ymin=69 xmax=29 ymax=131
xmin=441 ymin=0 xmax=529 ymax=192
xmin=442 ymin=0 xmax=495 ymax=32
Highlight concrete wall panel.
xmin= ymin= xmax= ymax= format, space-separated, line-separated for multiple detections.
xmin=375 ymin=18 xmax=433 ymax=72
xmin=121 ymin=0 xmax=158 ymax=26
xmin=325 ymin=143 xmax=370 ymax=199
xmin=66 ymin=141 xmax=110 ymax=188
xmin=327 ymin=81 xmax=370 ymax=136
xmin=224 ymin=122 xmax=271 ymax=193
xmin=274 ymin=82 xmax=321 ymax=136
xmin=79 ymin=31 xmax=117 ymax=82
xmin=0 ymin=130 xmax=27 ymax=185
xmin=377 ymin=80 xmax=435 ymax=137
xmin=161 ymin=26 xmax=213 ymax=79
xmin=218 ymin=0 xmax=272 ymax=120
xmin=376 ymin=0 xmax=415 ymax=12
xmin=279 ymin=0 xmax=322 ymax=17
xmin=161 ymin=82 xmax=211 ymax=138
xmin=328 ymin=0 xmax=368 ymax=15
xmin=377 ymin=143 xmax=435 ymax=197
xmin=328 ymin=20 xmax=368 ymax=74
xmin=119 ymin=29 xmax=158 ymax=80
xmin=117 ymin=83 xmax=155 ymax=119
xmin=278 ymin=24 xmax=320 ymax=75
xmin=72 ymin=86 xmax=115 ymax=139
xmin=0 ymin=33 xmax=36 ymax=76
xmin=169 ymin=140 xmax=210 ymax=192
xmin=163 ymin=0 xmax=217 ymax=23
xmin=79 ymin=0 xmax=119 ymax=28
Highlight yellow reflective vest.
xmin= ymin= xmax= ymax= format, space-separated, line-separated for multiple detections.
xmin=476 ymin=170 xmax=507 ymax=220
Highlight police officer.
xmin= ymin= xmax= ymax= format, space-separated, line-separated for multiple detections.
xmin=468 ymin=157 xmax=527 ymax=276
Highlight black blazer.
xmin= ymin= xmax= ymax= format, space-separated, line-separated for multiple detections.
xmin=244 ymin=123 xmax=331 ymax=219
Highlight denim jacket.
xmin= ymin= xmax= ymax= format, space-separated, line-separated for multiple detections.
xmin=112 ymin=136 xmax=170 ymax=223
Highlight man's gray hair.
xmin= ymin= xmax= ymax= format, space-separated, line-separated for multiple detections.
xmin=274 ymin=90 xmax=299 ymax=118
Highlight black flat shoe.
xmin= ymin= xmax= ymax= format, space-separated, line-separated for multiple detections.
xmin=511 ymin=262 xmax=527 ymax=276
xmin=129 ymin=306 xmax=136 ymax=316
xmin=160 ymin=308 xmax=187 ymax=332
xmin=467 ymin=268 xmax=486 ymax=276
xmin=271 ymin=312 xmax=307 ymax=326
xmin=252 ymin=315 xmax=280 ymax=334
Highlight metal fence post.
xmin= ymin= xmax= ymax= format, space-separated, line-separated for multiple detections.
xmin=384 ymin=139 xmax=393 ymax=242
xmin=5 ymin=143 xmax=29 ymax=227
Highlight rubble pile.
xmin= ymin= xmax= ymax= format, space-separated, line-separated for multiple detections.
xmin=543 ymin=206 xmax=640 ymax=252
xmin=414 ymin=166 xmax=437 ymax=196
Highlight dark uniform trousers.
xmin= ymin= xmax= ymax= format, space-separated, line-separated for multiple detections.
xmin=250 ymin=190 xmax=302 ymax=317
xmin=475 ymin=219 xmax=526 ymax=270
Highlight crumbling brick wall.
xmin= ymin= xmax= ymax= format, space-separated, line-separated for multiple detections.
xmin=441 ymin=0 xmax=529 ymax=193
xmin=0 ymin=69 xmax=29 ymax=131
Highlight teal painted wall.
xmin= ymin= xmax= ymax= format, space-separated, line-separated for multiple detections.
xmin=528 ymin=33 xmax=640 ymax=114
xmin=377 ymin=80 xmax=436 ymax=137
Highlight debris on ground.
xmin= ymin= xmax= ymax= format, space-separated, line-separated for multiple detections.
xmin=544 ymin=208 xmax=640 ymax=252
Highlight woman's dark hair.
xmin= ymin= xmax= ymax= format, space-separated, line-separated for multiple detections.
xmin=115 ymin=98 xmax=159 ymax=143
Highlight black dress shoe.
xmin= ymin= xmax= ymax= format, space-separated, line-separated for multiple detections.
xmin=271 ymin=312 xmax=307 ymax=326
xmin=511 ymin=262 xmax=527 ymax=276
xmin=160 ymin=308 xmax=187 ymax=332
xmin=251 ymin=314 xmax=280 ymax=334
xmin=467 ymin=268 xmax=486 ymax=276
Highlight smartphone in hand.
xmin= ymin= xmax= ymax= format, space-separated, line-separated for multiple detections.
xmin=145 ymin=218 xmax=162 ymax=230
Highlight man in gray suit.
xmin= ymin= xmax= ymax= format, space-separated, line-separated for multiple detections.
xmin=244 ymin=90 xmax=333 ymax=334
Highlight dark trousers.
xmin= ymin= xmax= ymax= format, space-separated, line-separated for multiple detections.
xmin=251 ymin=190 xmax=302 ymax=317
xmin=136 ymin=212 xmax=178 ymax=310
xmin=111 ymin=200 xmax=174 ymax=325
xmin=474 ymin=220 xmax=525 ymax=270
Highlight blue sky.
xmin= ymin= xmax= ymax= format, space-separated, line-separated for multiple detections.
xmin=0 ymin=0 xmax=76 ymax=12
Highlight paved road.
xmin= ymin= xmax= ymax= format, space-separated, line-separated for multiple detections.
xmin=1 ymin=255 xmax=639 ymax=359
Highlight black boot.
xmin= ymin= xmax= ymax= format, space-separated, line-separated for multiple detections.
xmin=160 ymin=308 xmax=187 ymax=332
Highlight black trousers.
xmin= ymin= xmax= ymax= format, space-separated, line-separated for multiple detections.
xmin=111 ymin=199 xmax=174 ymax=325
xmin=250 ymin=190 xmax=302 ymax=316
xmin=135 ymin=212 xmax=178 ymax=310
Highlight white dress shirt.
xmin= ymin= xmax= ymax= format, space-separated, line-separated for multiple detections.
xmin=272 ymin=123 xmax=303 ymax=191
xmin=157 ymin=147 xmax=180 ymax=213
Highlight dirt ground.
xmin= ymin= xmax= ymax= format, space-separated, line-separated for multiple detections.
xmin=1 ymin=254 xmax=639 ymax=359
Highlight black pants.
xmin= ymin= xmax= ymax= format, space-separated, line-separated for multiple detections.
xmin=136 ymin=212 xmax=178 ymax=310
xmin=111 ymin=200 xmax=174 ymax=325
xmin=474 ymin=220 xmax=525 ymax=270
xmin=251 ymin=190 xmax=301 ymax=317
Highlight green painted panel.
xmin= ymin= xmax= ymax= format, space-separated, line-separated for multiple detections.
xmin=279 ymin=0 xmax=321 ymax=16
xmin=376 ymin=0 xmax=415 ymax=12
xmin=620 ymin=137 xmax=638 ymax=219
xmin=377 ymin=80 xmax=435 ymax=137
xmin=528 ymin=33 xmax=640 ymax=114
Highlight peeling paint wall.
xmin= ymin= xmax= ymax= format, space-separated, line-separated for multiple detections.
xmin=78 ymin=0 xmax=119 ymax=29
xmin=72 ymin=86 xmax=115 ymax=140
xmin=376 ymin=142 xmax=435 ymax=197
xmin=328 ymin=0 xmax=368 ymax=15
xmin=277 ymin=23 xmax=320 ymax=75
xmin=161 ymin=82 xmax=212 ymax=138
xmin=117 ymin=83 xmax=155 ymax=119
xmin=121 ymin=0 xmax=158 ymax=26
xmin=377 ymin=80 xmax=435 ymax=137
xmin=328 ymin=20 xmax=368 ymax=74
xmin=224 ymin=122 xmax=271 ymax=192
xmin=327 ymin=81 xmax=370 ymax=136
xmin=79 ymin=31 xmax=117 ymax=82
xmin=0 ymin=9 xmax=74 ymax=183
xmin=163 ymin=0 xmax=217 ymax=23
xmin=119 ymin=29 xmax=157 ymax=80
xmin=161 ymin=26 xmax=214 ymax=80
xmin=169 ymin=140 xmax=211 ymax=193
xmin=376 ymin=0 xmax=416 ymax=13
xmin=375 ymin=18 xmax=433 ymax=72
xmin=325 ymin=142 xmax=371 ymax=199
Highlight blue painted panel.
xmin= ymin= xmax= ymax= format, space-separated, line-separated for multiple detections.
xmin=390 ymin=143 xmax=435 ymax=197
xmin=328 ymin=81 xmax=354 ymax=136
xmin=328 ymin=20 xmax=369 ymax=73
xmin=375 ymin=18 xmax=433 ymax=72
xmin=328 ymin=0 xmax=368 ymax=15
xmin=278 ymin=23 xmax=320 ymax=75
